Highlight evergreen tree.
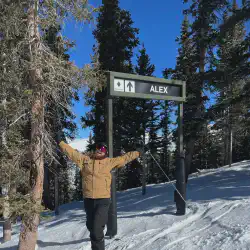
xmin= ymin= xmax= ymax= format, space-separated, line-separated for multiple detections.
xmin=135 ymin=44 xmax=155 ymax=76
xmin=0 ymin=2 xmax=31 ymax=241
xmin=82 ymin=0 xmax=139 ymax=145
xmin=175 ymin=0 xmax=250 ymax=173
xmin=165 ymin=13 xmax=199 ymax=176
xmin=210 ymin=0 xmax=249 ymax=165
xmin=0 ymin=1 xmax=101 ymax=249
xmin=192 ymin=123 xmax=223 ymax=170
xmin=73 ymin=167 xmax=82 ymax=201
xmin=82 ymin=0 xmax=140 ymax=190
xmin=174 ymin=1 xmax=230 ymax=175
xmin=86 ymin=131 xmax=95 ymax=152
xmin=43 ymin=25 xmax=79 ymax=209
xmin=146 ymin=102 xmax=161 ymax=184
xmin=134 ymin=44 xmax=161 ymax=185
xmin=158 ymin=100 xmax=174 ymax=182
xmin=220 ymin=0 xmax=250 ymax=36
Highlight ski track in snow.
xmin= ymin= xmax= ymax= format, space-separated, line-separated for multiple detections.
xmin=108 ymin=202 xmax=244 ymax=250
xmin=1 ymin=160 xmax=250 ymax=250
xmin=162 ymin=202 xmax=240 ymax=250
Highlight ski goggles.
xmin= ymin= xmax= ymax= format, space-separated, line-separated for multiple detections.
xmin=96 ymin=145 xmax=107 ymax=153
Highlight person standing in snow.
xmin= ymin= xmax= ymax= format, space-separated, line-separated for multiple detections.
xmin=59 ymin=141 xmax=142 ymax=250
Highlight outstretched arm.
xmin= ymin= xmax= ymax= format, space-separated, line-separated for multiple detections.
xmin=59 ymin=141 xmax=88 ymax=167
xmin=110 ymin=151 xmax=141 ymax=169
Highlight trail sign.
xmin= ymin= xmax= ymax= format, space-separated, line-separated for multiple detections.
xmin=125 ymin=80 xmax=135 ymax=93
xmin=105 ymin=71 xmax=186 ymax=237
xmin=108 ymin=71 xmax=185 ymax=102
xmin=114 ymin=79 xmax=124 ymax=92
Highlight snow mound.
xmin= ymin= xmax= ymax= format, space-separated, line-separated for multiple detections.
xmin=1 ymin=160 xmax=250 ymax=250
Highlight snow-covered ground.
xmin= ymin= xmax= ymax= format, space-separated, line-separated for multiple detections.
xmin=1 ymin=160 xmax=250 ymax=250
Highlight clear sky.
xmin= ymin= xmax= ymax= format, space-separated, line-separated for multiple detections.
xmin=62 ymin=0 xmax=188 ymax=139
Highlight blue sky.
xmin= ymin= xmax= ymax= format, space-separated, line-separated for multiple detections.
xmin=62 ymin=0 xmax=249 ymax=140
xmin=62 ymin=0 xmax=189 ymax=139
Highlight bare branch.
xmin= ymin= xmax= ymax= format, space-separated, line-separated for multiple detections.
xmin=8 ymin=113 xmax=29 ymax=128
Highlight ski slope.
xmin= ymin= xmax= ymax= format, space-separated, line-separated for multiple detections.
xmin=1 ymin=160 xmax=250 ymax=250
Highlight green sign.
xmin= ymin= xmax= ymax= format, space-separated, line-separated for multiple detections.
xmin=108 ymin=71 xmax=186 ymax=102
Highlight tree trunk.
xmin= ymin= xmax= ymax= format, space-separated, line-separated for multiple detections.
xmin=1 ymin=91 xmax=12 ymax=243
xmin=54 ymin=171 xmax=59 ymax=216
xmin=43 ymin=165 xmax=50 ymax=209
xmin=228 ymin=75 xmax=233 ymax=168
xmin=18 ymin=2 xmax=44 ymax=250
xmin=185 ymin=26 xmax=206 ymax=180
xmin=43 ymin=166 xmax=54 ymax=210
xmin=142 ymin=132 xmax=146 ymax=195
xmin=224 ymin=129 xmax=228 ymax=165
xmin=3 ymin=193 xmax=11 ymax=242
xmin=3 ymin=219 xmax=12 ymax=242
xmin=3 ymin=185 xmax=17 ymax=242
xmin=228 ymin=126 xmax=233 ymax=167
xmin=18 ymin=92 xmax=44 ymax=250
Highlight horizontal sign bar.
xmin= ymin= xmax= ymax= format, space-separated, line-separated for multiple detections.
xmin=108 ymin=71 xmax=186 ymax=102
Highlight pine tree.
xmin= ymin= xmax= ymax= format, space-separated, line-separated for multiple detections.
xmin=146 ymin=102 xmax=161 ymax=184
xmin=178 ymin=0 xmax=250 ymax=173
xmin=175 ymin=0 xmax=231 ymax=176
xmin=0 ymin=2 xmax=31 ymax=242
xmin=82 ymin=0 xmax=139 ymax=190
xmin=134 ymin=44 xmax=162 ymax=185
xmin=73 ymin=167 xmax=82 ymax=201
xmin=158 ymin=100 xmax=174 ymax=182
xmin=0 ymin=1 xmax=102 ymax=249
xmin=220 ymin=0 xmax=250 ymax=36
xmin=165 ymin=13 xmax=198 ymax=176
xmin=42 ymin=25 xmax=79 ymax=209
xmin=86 ymin=131 xmax=95 ymax=152
xmin=135 ymin=44 xmax=155 ymax=77
xmin=192 ymin=123 xmax=223 ymax=170
xmin=211 ymin=0 xmax=249 ymax=166
xmin=82 ymin=0 xmax=139 ymax=145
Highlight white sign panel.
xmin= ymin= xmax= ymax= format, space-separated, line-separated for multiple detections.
xmin=114 ymin=79 xmax=125 ymax=92
xmin=125 ymin=80 xmax=135 ymax=93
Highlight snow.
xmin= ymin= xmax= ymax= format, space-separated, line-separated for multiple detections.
xmin=1 ymin=160 xmax=250 ymax=250
xmin=63 ymin=138 xmax=89 ymax=193
xmin=68 ymin=138 xmax=88 ymax=152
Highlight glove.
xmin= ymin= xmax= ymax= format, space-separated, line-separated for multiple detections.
xmin=56 ymin=130 xmax=64 ymax=143
xmin=144 ymin=143 xmax=150 ymax=152
xmin=134 ymin=141 xmax=143 ymax=155
xmin=135 ymin=141 xmax=150 ymax=156
xmin=136 ymin=147 xmax=144 ymax=156
xmin=120 ymin=149 xmax=126 ymax=155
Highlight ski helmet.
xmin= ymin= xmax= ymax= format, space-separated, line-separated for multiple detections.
xmin=96 ymin=142 xmax=108 ymax=154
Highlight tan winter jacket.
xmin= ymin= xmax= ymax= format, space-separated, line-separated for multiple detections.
xmin=59 ymin=141 xmax=140 ymax=199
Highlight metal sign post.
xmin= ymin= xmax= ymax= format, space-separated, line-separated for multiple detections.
xmin=106 ymin=71 xmax=186 ymax=236
xmin=174 ymin=103 xmax=186 ymax=214
xmin=105 ymin=96 xmax=118 ymax=237
xmin=142 ymin=138 xmax=146 ymax=195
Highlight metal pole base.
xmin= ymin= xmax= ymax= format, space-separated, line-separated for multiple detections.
xmin=175 ymin=156 xmax=186 ymax=215
xmin=106 ymin=171 xmax=117 ymax=237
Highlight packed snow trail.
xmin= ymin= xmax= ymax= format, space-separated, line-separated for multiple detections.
xmin=1 ymin=160 xmax=250 ymax=250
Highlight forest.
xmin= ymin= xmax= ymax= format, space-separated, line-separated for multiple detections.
xmin=0 ymin=0 xmax=249 ymax=249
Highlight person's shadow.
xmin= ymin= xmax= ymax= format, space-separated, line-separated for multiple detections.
xmin=37 ymin=238 xmax=89 ymax=247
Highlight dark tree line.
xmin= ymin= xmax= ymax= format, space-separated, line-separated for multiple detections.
xmin=81 ymin=0 xmax=250 ymax=193
xmin=2 ymin=2 xmax=249 ymax=247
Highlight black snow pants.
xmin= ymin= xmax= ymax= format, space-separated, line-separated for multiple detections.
xmin=84 ymin=198 xmax=111 ymax=250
